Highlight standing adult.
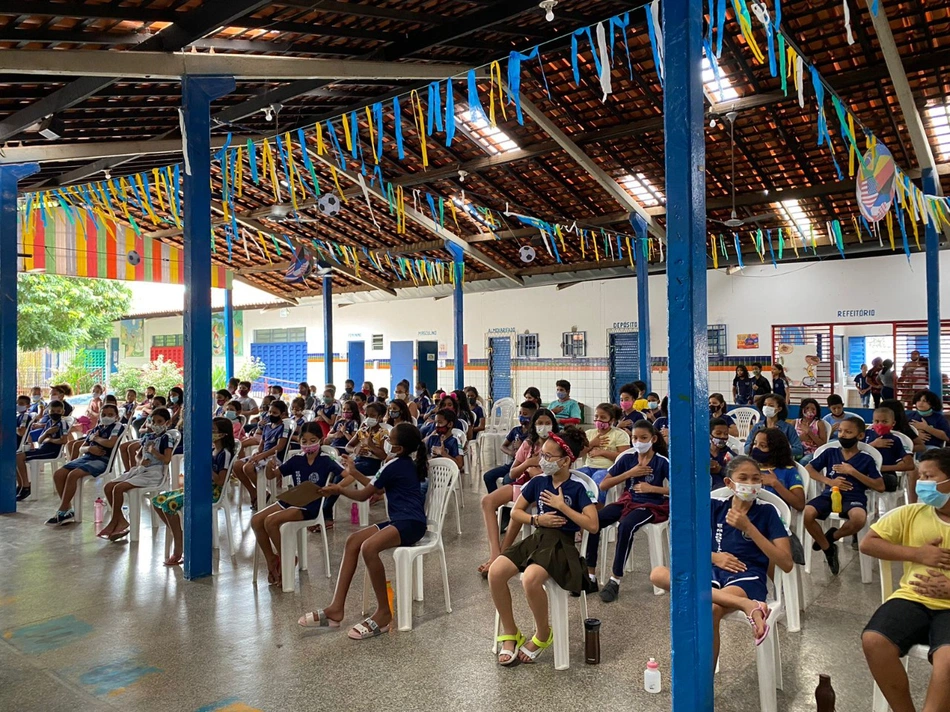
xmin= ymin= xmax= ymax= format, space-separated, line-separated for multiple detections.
xmin=854 ymin=364 xmax=871 ymax=408
xmin=867 ymin=357 xmax=884 ymax=409
xmin=880 ymin=360 xmax=896 ymax=401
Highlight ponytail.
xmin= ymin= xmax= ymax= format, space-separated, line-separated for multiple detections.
xmin=391 ymin=422 xmax=428 ymax=482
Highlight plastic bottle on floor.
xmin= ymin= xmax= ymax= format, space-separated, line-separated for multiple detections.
xmin=644 ymin=658 xmax=661 ymax=693
xmin=94 ymin=498 xmax=105 ymax=524
xmin=351 ymin=502 xmax=359 ymax=524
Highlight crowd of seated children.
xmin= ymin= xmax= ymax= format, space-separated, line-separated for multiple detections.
xmin=860 ymin=448 xmax=950 ymax=712
xmin=96 ymin=407 xmax=174 ymax=539
xmin=651 ymin=456 xmax=793 ymax=663
xmin=795 ymin=398 xmax=827 ymax=465
xmin=709 ymin=393 xmax=739 ymax=437
xmin=489 ymin=426 xmax=598 ymax=665
xmin=586 ymin=420 xmax=670 ymax=603
xmin=744 ymin=394 xmax=803 ymax=460
xmin=252 ymin=422 xmax=344 ymax=585
xmin=652 ymin=397 xmax=669 ymax=441
xmin=15 ymin=394 xmax=32 ymax=451
xmin=387 ymin=398 xmax=412 ymax=428
xmin=76 ymin=383 xmax=104 ymax=434
xmin=361 ymin=381 xmax=376 ymax=403
xmin=224 ymin=400 xmax=246 ymax=440
xmin=299 ymin=423 xmax=428 ymax=639
xmin=548 ymin=379 xmax=581 ymax=423
xmin=376 ymin=386 xmax=389 ymax=403
xmin=576 ymin=403 xmax=630 ymax=495
xmin=226 ymin=378 xmax=240 ymax=398
xmin=478 ymin=409 xmax=559 ymax=576
xmin=865 ymin=406 xmax=916 ymax=493
xmin=710 ymin=418 xmax=738 ymax=490
xmin=749 ymin=428 xmax=806 ymax=512
xmin=522 ymin=387 xmax=542 ymax=407
xmin=881 ymin=397 xmax=927 ymax=502
xmin=16 ymin=399 xmax=69 ymax=502
xmin=51 ymin=384 xmax=74 ymax=417
xmin=234 ymin=400 xmax=290 ymax=509
xmin=121 ymin=396 xmax=166 ymax=469
xmin=804 ymin=416 xmax=884 ymax=575
xmin=153 ymin=417 xmax=236 ymax=566
xmin=907 ymin=389 xmax=950 ymax=451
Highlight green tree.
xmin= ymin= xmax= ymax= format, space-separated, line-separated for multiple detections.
xmin=17 ymin=274 xmax=132 ymax=351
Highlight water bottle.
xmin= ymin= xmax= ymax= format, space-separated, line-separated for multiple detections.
xmin=830 ymin=486 xmax=842 ymax=514
xmin=94 ymin=497 xmax=105 ymax=524
xmin=815 ymin=674 xmax=836 ymax=711
xmin=351 ymin=502 xmax=359 ymax=525
xmin=584 ymin=618 xmax=601 ymax=664
xmin=386 ymin=580 xmax=395 ymax=617
xmin=644 ymin=658 xmax=661 ymax=693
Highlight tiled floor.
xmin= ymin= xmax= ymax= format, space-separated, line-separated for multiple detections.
xmin=0 ymin=477 xmax=932 ymax=712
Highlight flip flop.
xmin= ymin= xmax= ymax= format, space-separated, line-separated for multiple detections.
xmin=496 ymin=631 xmax=525 ymax=666
xmin=518 ymin=629 xmax=554 ymax=663
xmin=298 ymin=609 xmax=341 ymax=629
xmin=108 ymin=529 xmax=130 ymax=541
xmin=348 ymin=617 xmax=390 ymax=640
xmin=747 ymin=602 xmax=771 ymax=646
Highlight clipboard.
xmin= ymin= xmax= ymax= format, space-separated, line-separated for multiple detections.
xmin=278 ymin=481 xmax=323 ymax=507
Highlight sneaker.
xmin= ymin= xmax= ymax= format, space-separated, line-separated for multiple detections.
xmin=60 ymin=509 xmax=75 ymax=525
xmin=600 ymin=579 xmax=620 ymax=603
xmin=824 ymin=542 xmax=840 ymax=575
xmin=46 ymin=511 xmax=68 ymax=526
xmin=813 ymin=526 xmax=839 ymax=551
xmin=15 ymin=486 xmax=31 ymax=502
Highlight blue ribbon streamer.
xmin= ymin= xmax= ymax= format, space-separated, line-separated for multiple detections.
xmin=349 ymin=112 xmax=359 ymax=159
xmin=811 ymin=66 xmax=828 ymax=146
xmin=774 ymin=0 xmax=781 ymax=29
xmin=326 ymin=119 xmax=347 ymax=170
xmin=467 ymin=69 xmax=487 ymax=123
xmin=766 ymin=229 xmax=776 ymax=267
xmin=427 ymin=82 xmax=443 ymax=135
xmin=247 ymin=139 xmax=258 ymax=184
xmin=372 ymin=102 xmax=385 ymax=160
xmin=445 ymin=79 xmax=456 ymax=147
xmin=716 ymin=0 xmax=727 ymax=57
xmin=734 ymin=234 xmax=744 ymax=268
xmin=609 ymin=13 xmax=634 ymax=80
xmin=765 ymin=22 xmax=777 ymax=77
xmin=895 ymin=206 xmax=911 ymax=263
xmin=393 ymin=97 xmax=405 ymax=159
xmin=704 ymin=40 xmax=725 ymax=100
xmin=425 ymin=194 xmax=440 ymax=231
xmin=507 ymin=47 xmax=540 ymax=125
xmin=570 ymin=26 xmax=601 ymax=86
xmin=273 ymin=135 xmax=293 ymax=202
xmin=297 ymin=128 xmax=320 ymax=197
xmin=645 ymin=6 xmax=663 ymax=87
xmin=173 ymin=165 xmax=182 ymax=222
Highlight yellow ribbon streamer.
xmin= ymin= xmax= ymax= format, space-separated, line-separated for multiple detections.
xmin=711 ymin=236 xmax=718 ymax=269
xmin=365 ymin=105 xmax=379 ymax=164
xmin=410 ymin=90 xmax=428 ymax=169
xmin=330 ymin=166 xmax=347 ymax=203
xmin=886 ymin=210 xmax=895 ymax=250
xmin=341 ymin=112 xmax=353 ymax=153
xmin=315 ymin=123 xmax=326 ymax=155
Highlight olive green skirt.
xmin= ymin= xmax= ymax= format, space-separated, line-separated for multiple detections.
xmin=503 ymin=527 xmax=590 ymax=594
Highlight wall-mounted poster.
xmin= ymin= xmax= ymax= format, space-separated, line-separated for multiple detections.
xmin=212 ymin=311 xmax=244 ymax=357
xmin=120 ymin=319 xmax=145 ymax=357
xmin=737 ymin=333 xmax=759 ymax=350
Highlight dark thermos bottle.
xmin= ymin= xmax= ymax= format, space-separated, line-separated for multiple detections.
xmin=584 ymin=618 xmax=601 ymax=665
xmin=815 ymin=674 xmax=836 ymax=711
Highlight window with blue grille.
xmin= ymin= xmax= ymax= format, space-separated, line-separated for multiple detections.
xmin=253 ymin=328 xmax=306 ymax=344
xmin=517 ymin=333 xmax=539 ymax=358
xmin=848 ymin=337 xmax=866 ymax=378
xmin=707 ymin=325 xmax=727 ymax=357
xmin=561 ymin=331 xmax=587 ymax=358
xmin=152 ymin=334 xmax=183 ymax=347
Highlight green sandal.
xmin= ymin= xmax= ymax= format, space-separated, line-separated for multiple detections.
xmin=496 ymin=631 xmax=525 ymax=666
xmin=519 ymin=629 xmax=554 ymax=663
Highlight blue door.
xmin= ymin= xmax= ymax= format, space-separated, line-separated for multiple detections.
xmin=251 ymin=342 xmax=308 ymax=387
xmin=417 ymin=341 xmax=438 ymax=393
xmin=609 ymin=332 xmax=639 ymax=403
xmin=488 ymin=337 xmax=512 ymax=400
xmin=390 ymin=341 xmax=414 ymax=395
xmin=108 ymin=337 xmax=119 ymax=376
xmin=347 ymin=341 xmax=365 ymax=386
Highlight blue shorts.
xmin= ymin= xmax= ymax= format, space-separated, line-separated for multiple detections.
xmin=807 ymin=493 xmax=867 ymax=520
xmin=712 ymin=566 xmax=768 ymax=602
xmin=277 ymin=496 xmax=323 ymax=521
xmin=24 ymin=443 xmax=61 ymax=461
xmin=377 ymin=519 xmax=427 ymax=547
xmin=62 ymin=454 xmax=110 ymax=477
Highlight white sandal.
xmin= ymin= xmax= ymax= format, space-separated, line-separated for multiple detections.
xmin=298 ymin=609 xmax=341 ymax=629
xmin=348 ymin=617 xmax=390 ymax=640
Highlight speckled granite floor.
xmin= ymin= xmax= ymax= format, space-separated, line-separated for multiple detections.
xmin=0 ymin=478 xmax=932 ymax=712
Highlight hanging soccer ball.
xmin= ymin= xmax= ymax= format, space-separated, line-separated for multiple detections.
xmin=318 ymin=193 xmax=342 ymax=217
xmin=519 ymin=245 xmax=536 ymax=263
xmin=127 ymin=250 xmax=141 ymax=266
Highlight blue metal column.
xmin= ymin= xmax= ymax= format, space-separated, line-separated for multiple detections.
xmin=922 ymin=169 xmax=942 ymax=394
xmin=0 ymin=163 xmax=38 ymax=514
xmin=323 ymin=274 xmax=333 ymax=385
xmin=664 ymin=0 xmax=713 ymax=708
xmin=181 ymin=74 xmax=234 ymax=580
xmin=631 ymin=214 xmax=652 ymax=391
xmin=223 ymin=287 xmax=235 ymax=380
xmin=448 ymin=244 xmax=465 ymax=390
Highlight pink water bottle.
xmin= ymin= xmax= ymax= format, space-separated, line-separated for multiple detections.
xmin=94 ymin=497 xmax=105 ymax=524
xmin=351 ymin=502 xmax=359 ymax=524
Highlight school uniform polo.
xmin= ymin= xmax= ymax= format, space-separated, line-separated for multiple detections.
xmin=711 ymin=495 xmax=789 ymax=601
xmin=807 ymin=447 xmax=881 ymax=518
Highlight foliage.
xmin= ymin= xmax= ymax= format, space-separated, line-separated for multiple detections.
xmin=17 ymin=274 xmax=132 ymax=352
xmin=212 ymin=364 xmax=228 ymax=392
xmin=236 ymin=356 xmax=266 ymax=384
xmin=50 ymin=349 xmax=101 ymax=394
xmin=109 ymin=356 xmax=182 ymax=396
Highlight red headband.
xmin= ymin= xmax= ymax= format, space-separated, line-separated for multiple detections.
xmin=548 ymin=432 xmax=575 ymax=461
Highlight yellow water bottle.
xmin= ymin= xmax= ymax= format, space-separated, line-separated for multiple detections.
xmin=831 ymin=486 xmax=842 ymax=514
xmin=386 ymin=580 xmax=395 ymax=616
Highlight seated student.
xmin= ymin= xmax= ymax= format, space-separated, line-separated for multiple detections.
xmin=465 ymin=387 xmax=486 ymax=438
xmin=804 ymin=416 xmax=884 ymax=575
xmin=709 ymin=393 xmax=739 ymax=437
xmin=908 ymin=389 xmax=950 ymax=451
xmin=424 ymin=409 xmax=464 ymax=474
xmin=478 ymin=409 xmax=559 ymax=576
xmin=744 ymin=394 xmax=804 ymax=460
xmin=860 ymin=448 xmax=950 ymax=712
xmin=251 ymin=423 xmax=344 ymax=585
xmin=352 ymin=392 xmax=367 ymax=414
xmin=15 ymin=394 xmax=32 ymax=451
xmin=235 ymin=400 xmax=290 ymax=507
xmin=121 ymin=389 xmax=138 ymax=425
xmin=749 ymin=428 xmax=806 ymax=511
xmin=298 ymin=423 xmax=428 ymax=638
xmin=387 ymin=398 xmax=413 ymax=428
xmin=95 ymin=407 xmax=173 ymax=538
xmin=652 ymin=396 xmax=670 ymax=442
xmin=226 ymin=377 xmax=240 ymax=398
xmin=77 ymin=383 xmax=104 ymax=434
xmin=51 ymin=383 xmax=75 ymax=418
xmin=450 ymin=389 xmax=476 ymax=440
xmin=489 ymin=426 xmax=598 ymax=665
xmin=287 ymin=397 xmax=308 ymax=451
xmin=340 ymin=379 xmax=356 ymax=403
xmin=710 ymin=418 xmax=738 ymax=490
xmin=213 ymin=389 xmax=232 ymax=417
xmin=268 ymin=384 xmax=284 ymax=402
xmin=225 ymin=400 xmax=246 ymax=441
xmin=130 ymin=386 xmax=156 ymax=435
xmin=28 ymin=386 xmax=46 ymax=418
xmin=361 ymin=381 xmax=376 ymax=403
xmin=548 ymin=379 xmax=581 ymax=423
xmin=243 ymin=394 xmax=274 ymax=441
xmin=651 ymin=456 xmax=793 ymax=664
xmin=795 ymin=397 xmax=828 ymax=465
xmin=617 ymin=383 xmax=645 ymax=435
xmin=153 ymin=417 xmax=235 ymax=566
xmin=295 ymin=381 xmax=314 ymax=411
xmin=376 ymin=386 xmax=389 ymax=403
xmin=865 ymin=406 xmax=916 ymax=493
xmin=234 ymin=381 xmax=259 ymax=417
xmin=314 ymin=388 xmax=338 ymax=438
xmin=522 ymin=387 xmax=542 ymax=408
xmin=413 ymin=381 xmax=431 ymax=421
xmin=586 ymin=421 xmax=669 ymax=602
xmin=328 ymin=401 xmax=360 ymax=450
xmin=16 ymin=400 xmax=70 ymax=503
xmin=641 ymin=392 xmax=663 ymax=423
xmin=483 ymin=401 xmax=539 ymax=494
xmin=121 ymin=396 xmax=166 ymax=470
xmin=822 ymin=394 xmax=849 ymax=440
xmin=420 ymin=394 xmax=467 ymax=439
xmin=577 ymin=403 xmax=630 ymax=497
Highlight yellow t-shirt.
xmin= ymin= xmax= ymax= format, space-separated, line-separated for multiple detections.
xmin=584 ymin=427 xmax=631 ymax=470
xmin=871 ymin=503 xmax=950 ymax=610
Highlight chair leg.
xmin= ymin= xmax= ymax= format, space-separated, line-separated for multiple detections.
xmin=211 ymin=505 xmax=220 ymax=550
xmin=358 ymin=499 xmax=369 ymax=527
xmin=754 ymin=626 xmax=779 ymax=712
xmin=439 ymin=545 xmax=452 ymax=613
xmin=413 ymin=557 xmax=424 ymax=602
xmin=597 ymin=526 xmax=610 ymax=587
xmin=129 ymin=493 xmax=141 ymax=542
xmin=252 ymin=542 xmax=260 ymax=584
xmin=280 ymin=529 xmax=296 ymax=593
xmin=784 ymin=569 xmax=802 ymax=633
xmin=223 ymin=501 xmax=235 ymax=557
xmin=74 ymin=478 xmax=85 ymax=523
xmin=492 ymin=610 xmax=501 ymax=654
xmin=547 ymin=585 xmax=571 ymax=671
xmin=871 ymin=682 xmax=889 ymax=712
xmin=299 ymin=528 xmax=309 ymax=571
xmin=859 ymin=524 xmax=873 ymax=584
xmin=451 ymin=489 xmax=461 ymax=535
xmin=647 ymin=526 xmax=666 ymax=596
xmin=319 ymin=515 xmax=331 ymax=578
xmin=256 ymin=470 xmax=267 ymax=512
xmin=772 ymin=624 xmax=783 ymax=690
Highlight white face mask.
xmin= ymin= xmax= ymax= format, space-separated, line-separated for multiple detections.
xmin=540 ymin=458 xmax=561 ymax=476
xmin=762 ymin=406 xmax=777 ymax=418
xmin=363 ymin=417 xmax=378 ymax=428
xmin=383 ymin=440 xmax=393 ymax=456
xmin=633 ymin=440 xmax=653 ymax=455
xmin=733 ymin=482 xmax=762 ymax=501
xmin=536 ymin=425 xmax=552 ymax=438
xmin=99 ymin=416 xmax=116 ymax=426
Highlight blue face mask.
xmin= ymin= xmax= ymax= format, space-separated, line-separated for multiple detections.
xmin=916 ymin=480 xmax=950 ymax=509
xmin=918 ymin=408 xmax=934 ymax=418
xmin=556 ymin=391 xmax=567 ymax=400
xmin=519 ymin=415 xmax=531 ymax=425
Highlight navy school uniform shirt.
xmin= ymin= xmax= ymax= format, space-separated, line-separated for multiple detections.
xmin=733 ymin=376 xmax=754 ymax=402
xmin=212 ymin=448 xmax=232 ymax=475
xmin=28 ymin=399 xmax=45 ymax=416
xmin=772 ymin=377 xmax=787 ymax=399
xmin=505 ymin=425 xmax=530 ymax=447
xmin=863 ymin=431 xmax=908 ymax=468
xmin=315 ymin=402 xmax=338 ymax=420
xmin=607 ymin=451 xmax=670 ymax=506
xmin=16 ymin=410 xmax=31 ymax=446
xmin=279 ymin=453 xmax=343 ymax=487
xmin=763 ymin=466 xmax=805 ymax=497
xmin=372 ymin=456 xmax=426 ymax=523
xmin=711 ymin=444 xmax=737 ymax=489
xmin=138 ymin=431 xmax=170 ymax=468
xmin=712 ymin=495 xmax=789 ymax=574
xmin=123 ymin=401 xmax=137 ymax=423
xmin=809 ymin=447 xmax=881 ymax=499
xmin=714 ymin=412 xmax=736 ymax=428
xmin=521 ymin=474 xmax=595 ymax=534
xmin=260 ymin=419 xmax=291 ymax=453
xmin=424 ymin=432 xmax=460 ymax=459
xmin=653 ymin=416 xmax=669 ymax=432
xmin=83 ymin=421 xmax=121 ymax=461
xmin=329 ymin=419 xmax=358 ymax=447
xmin=854 ymin=373 xmax=869 ymax=391
xmin=618 ymin=410 xmax=645 ymax=430
xmin=471 ymin=404 xmax=485 ymax=427
xmin=420 ymin=417 xmax=467 ymax=440
xmin=908 ymin=410 xmax=950 ymax=448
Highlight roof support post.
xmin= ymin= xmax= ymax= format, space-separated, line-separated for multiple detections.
xmin=448 ymin=244 xmax=465 ymax=391
xmin=223 ymin=287 xmax=235 ymax=382
xmin=923 ymin=169 xmax=943 ymax=394
xmin=323 ymin=274 xmax=334 ymax=387
xmin=631 ymin=216 xmax=652 ymax=392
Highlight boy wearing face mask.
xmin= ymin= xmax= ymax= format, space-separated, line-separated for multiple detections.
xmin=865 ymin=407 xmax=915 ymax=492
xmin=710 ymin=418 xmax=737 ymax=490
xmin=234 ymin=381 xmax=259 ymax=417
xmin=17 ymin=400 xmax=70 ymax=503
xmin=314 ymin=387 xmax=339 ymax=437
xmin=908 ymin=389 xmax=950 ymax=451
xmin=804 ymin=417 xmax=884 ymax=575
xmin=861 ymin=449 xmax=950 ymax=712
xmin=749 ymin=363 xmax=772 ymax=398
xmin=548 ymin=379 xmax=581 ymax=422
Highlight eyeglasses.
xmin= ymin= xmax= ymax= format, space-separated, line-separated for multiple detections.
xmin=539 ymin=452 xmax=564 ymax=462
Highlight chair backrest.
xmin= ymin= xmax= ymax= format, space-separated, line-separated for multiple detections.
xmin=103 ymin=423 xmax=128 ymax=476
xmin=217 ymin=440 xmax=243 ymax=501
xmin=303 ymin=409 xmax=315 ymax=422
xmin=488 ymin=398 xmax=517 ymax=433
xmin=425 ymin=457 xmax=460 ymax=536
xmin=730 ymin=407 xmax=760 ymax=439
xmin=451 ymin=428 xmax=468 ymax=449
xmin=843 ymin=411 xmax=865 ymax=423
xmin=817 ymin=419 xmax=832 ymax=442
xmin=890 ymin=430 xmax=915 ymax=456
xmin=280 ymin=417 xmax=296 ymax=461
xmin=162 ymin=429 xmax=182 ymax=485
xmin=726 ymin=435 xmax=745 ymax=453
xmin=569 ymin=469 xmax=599 ymax=555
xmin=878 ymin=558 xmax=897 ymax=602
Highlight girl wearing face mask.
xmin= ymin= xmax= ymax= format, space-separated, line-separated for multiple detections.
xmin=345 ymin=402 xmax=388 ymax=477
xmin=864 ymin=406 xmax=916 ymax=494
xmin=477 ymin=409 xmax=560 ymax=576
xmin=299 ymin=423 xmax=429 ymax=638
xmin=794 ymin=398 xmax=827 ymax=465
xmin=314 ymin=388 xmax=339 ymax=438
xmin=617 ymin=383 xmax=645 ymax=435
xmin=413 ymin=382 xmax=430 ymax=420
xmin=387 ymin=398 xmax=412 ymax=429
xmin=235 ymin=401 xmax=291 ymax=510
xmin=709 ymin=393 xmax=739 ymax=437
xmin=750 ymin=428 xmax=806 ymax=511
xmin=465 ymin=387 xmax=485 ymax=438
xmin=152 ymin=417 xmax=236 ymax=566
xmin=97 ymin=408 xmax=174 ymax=539
xmin=251 ymin=423 xmax=344 ymax=584
xmin=744 ymin=394 xmax=803 ymax=460
xmin=78 ymin=384 xmax=104 ymax=434
xmin=489 ymin=426 xmax=598 ymax=665
xmin=424 ymin=410 xmax=463 ymax=471
xmin=908 ymin=390 xmax=950 ymax=451
xmin=361 ymin=381 xmax=376 ymax=404
xmin=421 ymin=394 xmax=466 ymax=439
xmin=395 ymin=381 xmax=420 ymax=421
xmin=577 ymin=404 xmax=630 ymax=502
xmin=585 ymin=421 xmax=669 ymax=603
xmin=224 ymin=401 xmax=246 ymax=440
xmin=733 ymin=365 xmax=754 ymax=405
xmin=652 ymin=456 xmax=793 ymax=663
xmin=328 ymin=401 xmax=361 ymax=450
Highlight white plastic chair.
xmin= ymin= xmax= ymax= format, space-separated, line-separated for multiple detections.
xmin=731 ymin=407 xmax=760 ymax=440
xmin=726 ymin=435 xmax=745 ymax=454
xmin=129 ymin=429 xmax=181 ymax=542
xmin=256 ymin=418 xmax=296 ymax=512
xmin=871 ymin=559 xmax=929 ymax=712
xmin=491 ymin=470 xmax=598 ymax=671
xmin=596 ymin=482 xmax=669 ymax=595
xmin=802 ymin=441 xmax=883 ymax=583
xmin=843 ymin=411 xmax=865 ymax=423
xmin=711 ymin=487 xmax=791 ymax=711
xmin=74 ymin=423 xmax=127 ymax=524
xmin=447 ymin=428 xmax=467 ymax=534
xmin=302 ymin=409 xmax=315 ymax=422
xmin=25 ymin=415 xmax=76 ymax=499
xmin=361 ymin=458 xmax=459 ymax=630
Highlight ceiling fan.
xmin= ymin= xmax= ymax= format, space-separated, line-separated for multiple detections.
xmin=263 ymin=203 xmax=321 ymax=223
xmin=709 ymin=111 xmax=777 ymax=229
